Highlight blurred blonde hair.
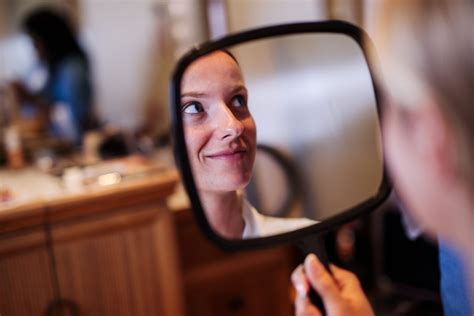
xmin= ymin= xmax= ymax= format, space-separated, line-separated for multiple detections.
xmin=373 ymin=0 xmax=474 ymax=187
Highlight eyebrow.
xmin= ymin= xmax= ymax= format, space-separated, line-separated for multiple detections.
xmin=181 ymin=84 xmax=247 ymax=99
xmin=231 ymin=84 xmax=247 ymax=95
xmin=181 ymin=92 xmax=208 ymax=98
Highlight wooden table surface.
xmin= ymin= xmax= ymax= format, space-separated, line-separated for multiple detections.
xmin=0 ymin=160 xmax=180 ymax=234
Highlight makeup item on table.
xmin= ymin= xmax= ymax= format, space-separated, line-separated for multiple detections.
xmin=4 ymin=125 xmax=25 ymax=169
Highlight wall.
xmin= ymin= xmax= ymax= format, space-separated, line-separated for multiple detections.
xmin=225 ymin=0 xmax=327 ymax=31
xmin=80 ymin=0 xmax=162 ymax=130
xmin=0 ymin=0 xmax=208 ymax=134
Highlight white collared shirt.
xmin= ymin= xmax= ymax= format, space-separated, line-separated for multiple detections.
xmin=241 ymin=199 xmax=317 ymax=239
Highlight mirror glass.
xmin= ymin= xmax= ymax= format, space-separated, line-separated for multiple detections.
xmin=179 ymin=33 xmax=382 ymax=240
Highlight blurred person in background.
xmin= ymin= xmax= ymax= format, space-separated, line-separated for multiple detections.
xmin=10 ymin=7 xmax=95 ymax=146
xmin=291 ymin=1 xmax=473 ymax=315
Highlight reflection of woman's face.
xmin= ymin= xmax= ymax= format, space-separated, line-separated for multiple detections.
xmin=181 ymin=51 xmax=257 ymax=193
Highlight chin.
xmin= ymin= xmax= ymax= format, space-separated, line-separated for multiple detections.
xmin=222 ymin=178 xmax=251 ymax=192
xmin=212 ymin=174 xmax=252 ymax=193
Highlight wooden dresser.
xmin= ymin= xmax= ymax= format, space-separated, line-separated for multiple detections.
xmin=1 ymin=168 xmax=297 ymax=316
xmin=0 ymin=169 xmax=184 ymax=316
xmin=172 ymin=201 xmax=296 ymax=316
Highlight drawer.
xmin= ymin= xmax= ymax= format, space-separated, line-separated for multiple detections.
xmin=184 ymin=255 xmax=293 ymax=316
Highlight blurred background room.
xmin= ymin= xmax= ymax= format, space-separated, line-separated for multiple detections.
xmin=0 ymin=1 xmax=444 ymax=315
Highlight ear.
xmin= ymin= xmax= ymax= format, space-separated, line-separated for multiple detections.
xmin=414 ymin=99 xmax=456 ymax=183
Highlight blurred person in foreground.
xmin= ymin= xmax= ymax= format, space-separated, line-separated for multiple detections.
xmin=11 ymin=7 xmax=95 ymax=146
xmin=291 ymin=1 xmax=473 ymax=315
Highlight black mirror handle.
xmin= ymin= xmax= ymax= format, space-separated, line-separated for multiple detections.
xmin=296 ymin=233 xmax=332 ymax=316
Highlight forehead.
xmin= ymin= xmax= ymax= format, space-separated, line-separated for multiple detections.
xmin=181 ymin=51 xmax=243 ymax=93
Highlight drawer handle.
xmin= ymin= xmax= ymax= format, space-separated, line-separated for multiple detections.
xmin=45 ymin=298 xmax=79 ymax=316
xmin=227 ymin=296 xmax=245 ymax=312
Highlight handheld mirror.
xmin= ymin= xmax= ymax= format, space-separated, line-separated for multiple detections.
xmin=171 ymin=21 xmax=390 ymax=250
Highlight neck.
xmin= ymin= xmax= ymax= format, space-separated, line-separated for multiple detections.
xmin=200 ymin=190 xmax=245 ymax=239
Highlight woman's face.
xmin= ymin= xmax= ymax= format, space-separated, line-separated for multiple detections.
xmin=181 ymin=51 xmax=257 ymax=193
xmin=382 ymin=101 xmax=454 ymax=240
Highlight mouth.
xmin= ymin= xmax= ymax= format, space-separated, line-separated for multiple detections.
xmin=205 ymin=148 xmax=247 ymax=160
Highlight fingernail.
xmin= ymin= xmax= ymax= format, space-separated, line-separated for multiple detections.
xmin=305 ymin=253 xmax=318 ymax=267
xmin=305 ymin=253 xmax=324 ymax=277
xmin=295 ymin=281 xmax=308 ymax=296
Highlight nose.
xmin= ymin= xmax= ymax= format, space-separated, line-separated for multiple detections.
xmin=215 ymin=104 xmax=244 ymax=140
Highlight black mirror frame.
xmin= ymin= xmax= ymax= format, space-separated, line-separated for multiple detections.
xmin=170 ymin=20 xmax=391 ymax=251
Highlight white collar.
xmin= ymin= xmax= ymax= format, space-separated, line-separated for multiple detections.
xmin=241 ymin=199 xmax=317 ymax=239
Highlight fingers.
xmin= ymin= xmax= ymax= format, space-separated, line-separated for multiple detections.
xmin=304 ymin=254 xmax=341 ymax=305
xmin=330 ymin=264 xmax=361 ymax=291
xmin=291 ymin=265 xmax=310 ymax=296
xmin=292 ymin=264 xmax=322 ymax=316
xmin=293 ymin=255 xmax=374 ymax=316
xmin=294 ymin=294 xmax=322 ymax=316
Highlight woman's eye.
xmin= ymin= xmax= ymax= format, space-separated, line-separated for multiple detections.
xmin=230 ymin=95 xmax=246 ymax=108
xmin=182 ymin=102 xmax=204 ymax=114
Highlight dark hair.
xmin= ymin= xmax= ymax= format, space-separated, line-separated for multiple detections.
xmin=22 ymin=8 xmax=88 ymax=74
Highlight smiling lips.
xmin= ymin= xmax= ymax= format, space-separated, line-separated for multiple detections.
xmin=206 ymin=148 xmax=247 ymax=161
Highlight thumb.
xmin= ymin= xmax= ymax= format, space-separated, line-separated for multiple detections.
xmin=330 ymin=264 xmax=362 ymax=292
xmin=304 ymin=254 xmax=341 ymax=307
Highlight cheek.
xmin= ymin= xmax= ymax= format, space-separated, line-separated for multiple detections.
xmin=383 ymin=111 xmax=417 ymax=203
xmin=242 ymin=126 xmax=256 ymax=171
xmin=383 ymin=111 xmax=440 ymax=234
xmin=383 ymin=111 xmax=404 ymax=175
xmin=184 ymin=126 xmax=209 ymax=163
xmin=383 ymin=106 xmax=411 ymax=182
xmin=244 ymin=117 xmax=257 ymax=152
